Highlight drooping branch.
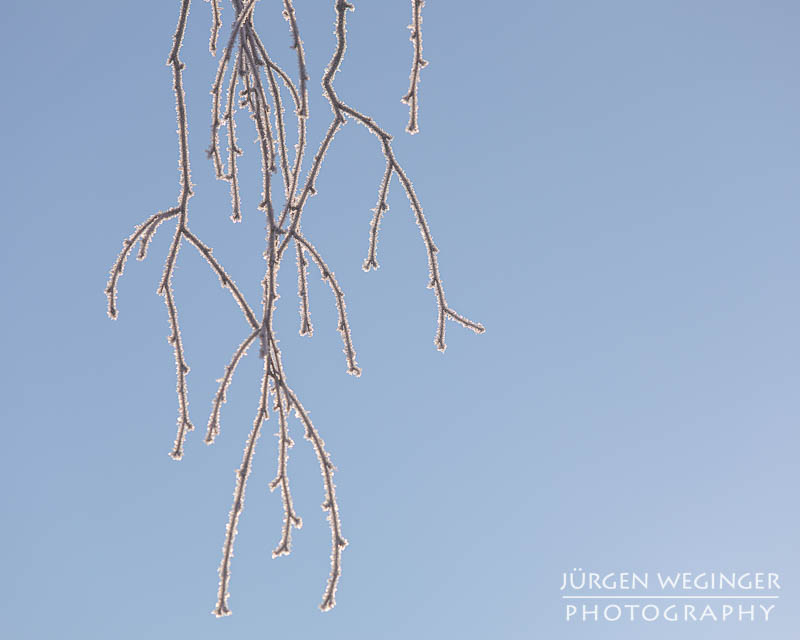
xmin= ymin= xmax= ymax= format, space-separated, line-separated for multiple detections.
xmin=282 ymin=378 xmax=347 ymax=613
xmin=106 ymin=0 xmax=258 ymax=461
xmin=206 ymin=329 xmax=259 ymax=444
xmin=296 ymin=241 xmax=313 ymax=336
xmin=401 ymin=0 xmax=427 ymax=134
xmin=108 ymin=0 xmax=483 ymax=618
xmin=106 ymin=207 xmax=180 ymax=318
xmin=363 ymin=159 xmax=392 ymax=271
xmin=280 ymin=1 xmax=484 ymax=351
xmin=293 ymin=230 xmax=360 ymax=376
xmin=213 ymin=365 xmax=271 ymax=618
xmin=269 ymin=380 xmax=303 ymax=558
xmin=208 ymin=0 xmax=222 ymax=55
xmin=265 ymin=335 xmax=346 ymax=612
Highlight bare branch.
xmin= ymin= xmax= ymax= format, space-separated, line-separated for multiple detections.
xmin=206 ymin=329 xmax=258 ymax=444
xmin=296 ymin=242 xmax=313 ymax=336
xmin=163 ymin=281 xmax=194 ymax=460
xmin=208 ymin=0 xmax=222 ymax=55
xmin=401 ymin=0 xmax=427 ymax=134
xmin=105 ymin=207 xmax=179 ymax=318
xmin=363 ymin=160 xmax=392 ymax=271
xmin=107 ymin=0 xmax=483 ymax=617
xmin=269 ymin=381 xmax=303 ymax=558
xmin=294 ymin=231 xmax=361 ymax=376
xmin=213 ymin=365 xmax=270 ymax=617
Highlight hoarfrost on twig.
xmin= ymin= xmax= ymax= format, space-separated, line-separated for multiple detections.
xmin=106 ymin=0 xmax=484 ymax=616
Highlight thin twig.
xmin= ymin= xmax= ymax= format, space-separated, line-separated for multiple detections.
xmin=401 ymin=0 xmax=427 ymax=134
xmin=293 ymin=231 xmax=360 ymax=376
xmin=108 ymin=0 xmax=483 ymax=617
xmin=105 ymin=207 xmax=179 ymax=318
xmin=208 ymin=0 xmax=222 ymax=55
xmin=206 ymin=329 xmax=259 ymax=444
xmin=363 ymin=159 xmax=392 ymax=271
xmin=213 ymin=366 xmax=270 ymax=617
xmin=296 ymin=242 xmax=313 ymax=336
xmin=269 ymin=381 xmax=303 ymax=558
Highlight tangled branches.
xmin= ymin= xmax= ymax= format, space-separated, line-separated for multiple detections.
xmin=106 ymin=0 xmax=483 ymax=617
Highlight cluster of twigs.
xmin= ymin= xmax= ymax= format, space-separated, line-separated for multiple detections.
xmin=106 ymin=0 xmax=483 ymax=616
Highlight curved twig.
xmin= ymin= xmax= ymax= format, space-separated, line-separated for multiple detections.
xmin=107 ymin=0 xmax=483 ymax=617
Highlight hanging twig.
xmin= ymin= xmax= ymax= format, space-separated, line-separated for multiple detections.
xmin=107 ymin=0 xmax=483 ymax=616
xmin=401 ymin=0 xmax=427 ymax=134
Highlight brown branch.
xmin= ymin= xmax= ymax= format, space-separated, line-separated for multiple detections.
xmin=362 ymin=159 xmax=392 ymax=271
xmin=208 ymin=0 xmax=222 ymax=55
xmin=293 ymin=231 xmax=361 ymax=376
xmin=137 ymin=210 xmax=177 ymax=261
xmin=223 ymin=51 xmax=243 ymax=221
xmin=213 ymin=364 xmax=270 ymax=617
xmin=162 ymin=0 xmax=195 ymax=459
xmin=109 ymin=0 xmax=482 ymax=617
xmin=182 ymin=227 xmax=258 ymax=328
xmin=105 ymin=207 xmax=179 ymax=318
xmin=334 ymin=102 xmax=486 ymax=349
xmin=209 ymin=1 xmax=268 ymax=181
xmin=276 ymin=117 xmax=343 ymax=257
xmin=278 ymin=376 xmax=347 ymax=611
xmin=401 ymin=0 xmax=427 ymax=134
xmin=284 ymin=1 xmax=484 ymax=351
xmin=241 ymin=42 xmax=277 ymax=211
xmin=163 ymin=282 xmax=194 ymax=460
xmin=244 ymin=26 xmax=292 ymax=199
xmin=108 ymin=0 xmax=259 ymax=459
xmin=275 ymin=0 xmax=352 ymax=256
xmin=269 ymin=380 xmax=303 ymax=558
xmin=248 ymin=29 xmax=307 ymax=227
xmin=281 ymin=0 xmax=309 ymax=118
xmin=296 ymin=242 xmax=313 ymax=336
xmin=266 ymin=336 xmax=346 ymax=612
xmin=206 ymin=329 xmax=259 ymax=443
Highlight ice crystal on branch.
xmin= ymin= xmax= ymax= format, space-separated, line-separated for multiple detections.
xmin=106 ymin=0 xmax=483 ymax=616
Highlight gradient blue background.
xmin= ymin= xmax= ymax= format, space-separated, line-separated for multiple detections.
xmin=2 ymin=1 xmax=798 ymax=638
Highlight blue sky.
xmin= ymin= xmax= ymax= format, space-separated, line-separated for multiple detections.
xmin=1 ymin=1 xmax=799 ymax=638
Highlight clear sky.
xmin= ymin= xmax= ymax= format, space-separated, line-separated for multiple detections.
xmin=2 ymin=1 xmax=799 ymax=638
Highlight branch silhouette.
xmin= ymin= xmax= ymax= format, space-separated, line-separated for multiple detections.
xmin=106 ymin=0 xmax=483 ymax=616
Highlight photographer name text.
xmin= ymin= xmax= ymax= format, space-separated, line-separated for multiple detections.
xmin=560 ymin=570 xmax=781 ymax=623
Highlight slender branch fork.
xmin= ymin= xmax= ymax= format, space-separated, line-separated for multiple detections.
xmin=106 ymin=0 xmax=483 ymax=616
